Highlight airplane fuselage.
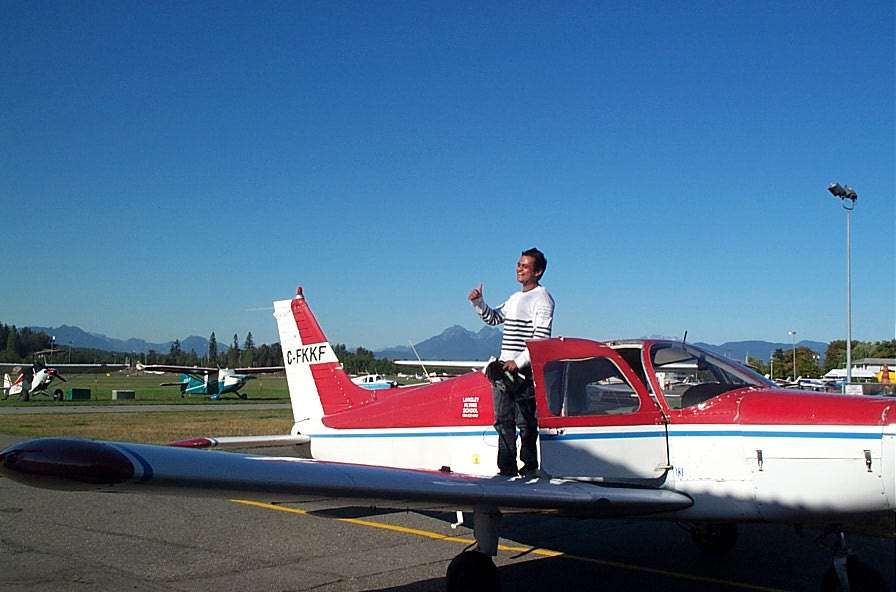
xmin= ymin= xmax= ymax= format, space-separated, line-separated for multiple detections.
xmin=281 ymin=329 xmax=896 ymax=525
xmin=4 ymin=368 xmax=57 ymax=395
xmin=180 ymin=369 xmax=250 ymax=396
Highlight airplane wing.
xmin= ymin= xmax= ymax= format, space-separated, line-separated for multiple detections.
xmin=168 ymin=434 xmax=312 ymax=450
xmin=139 ymin=364 xmax=214 ymax=375
xmin=0 ymin=437 xmax=693 ymax=518
xmin=140 ymin=365 xmax=283 ymax=375
xmin=394 ymin=360 xmax=489 ymax=369
xmin=233 ymin=366 xmax=284 ymax=374
xmin=0 ymin=363 xmax=125 ymax=372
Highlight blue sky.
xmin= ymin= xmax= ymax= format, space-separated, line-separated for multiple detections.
xmin=2 ymin=2 xmax=893 ymax=352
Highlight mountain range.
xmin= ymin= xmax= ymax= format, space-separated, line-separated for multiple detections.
xmin=377 ymin=327 xmax=827 ymax=365
xmin=24 ymin=323 xmax=826 ymax=364
xmin=28 ymin=325 xmax=214 ymax=357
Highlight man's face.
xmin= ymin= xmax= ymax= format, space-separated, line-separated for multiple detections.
xmin=516 ymin=255 xmax=542 ymax=288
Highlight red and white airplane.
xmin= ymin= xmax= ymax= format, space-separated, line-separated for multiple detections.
xmin=1 ymin=286 xmax=894 ymax=591
xmin=2 ymin=352 xmax=126 ymax=401
xmin=1 ymin=361 xmax=66 ymax=400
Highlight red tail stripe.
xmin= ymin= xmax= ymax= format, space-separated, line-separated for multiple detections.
xmin=311 ymin=363 xmax=366 ymax=415
xmin=292 ymin=296 xmax=327 ymax=345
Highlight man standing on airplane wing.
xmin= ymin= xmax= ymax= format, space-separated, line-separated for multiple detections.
xmin=469 ymin=247 xmax=554 ymax=477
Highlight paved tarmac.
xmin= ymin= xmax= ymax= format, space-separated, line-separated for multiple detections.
xmin=1 ymin=431 xmax=893 ymax=592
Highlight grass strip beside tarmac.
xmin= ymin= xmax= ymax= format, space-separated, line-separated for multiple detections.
xmin=1 ymin=409 xmax=294 ymax=444
xmin=1 ymin=373 xmax=293 ymax=444
xmin=1 ymin=373 xmax=291 ymax=407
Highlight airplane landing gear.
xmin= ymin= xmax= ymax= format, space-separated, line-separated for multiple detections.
xmin=53 ymin=389 xmax=64 ymax=401
xmin=685 ymin=522 xmax=738 ymax=556
xmin=237 ymin=392 xmax=247 ymax=400
xmin=445 ymin=508 xmax=502 ymax=592
xmin=446 ymin=550 xmax=500 ymax=592
xmin=818 ymin=531 xmax=887 ymax=592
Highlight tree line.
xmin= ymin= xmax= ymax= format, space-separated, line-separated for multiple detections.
xmin=749 ymin=339 xmax=896 ymax=380
xmin=150 ymin=332 xmax=286 ymax=368
xmin=0 ymin=323 xmax=399 ymax=374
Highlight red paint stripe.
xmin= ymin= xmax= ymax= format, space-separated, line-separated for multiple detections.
xmin=291 ymin=296 xmax=327 ymax=344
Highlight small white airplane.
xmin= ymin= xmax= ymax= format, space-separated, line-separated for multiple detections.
xmin=2 ymin=351 xmax=125 ymax=401
xmin=350 ymin=373 xmax=397 ymax=390
xmin=2 ymin=361 xmax=66 ymax=400
xmin=139 ymin=364 xmax=283 ymax=399
xmin=775 ymin=376 xmax=838 ymax=391
xmin=1 ymin=286 xmax=894 ymax=592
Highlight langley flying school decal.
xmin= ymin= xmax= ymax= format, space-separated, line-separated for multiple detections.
xmin=462 ymin=396 xmax=480 ymax=418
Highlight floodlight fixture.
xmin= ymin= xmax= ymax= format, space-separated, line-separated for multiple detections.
xmin=828 ymin=182 xmax=857 ymax=209
xmin=828 ymin=182 xmax=846 ymax=197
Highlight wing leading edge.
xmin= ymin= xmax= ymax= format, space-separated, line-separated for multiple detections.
xmin=139 ymin=365 xmax=283 ymax=374
xmin=0 ymin=437 xmax=692 ymax=517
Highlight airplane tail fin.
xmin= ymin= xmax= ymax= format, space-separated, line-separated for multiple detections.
xmin=4 ymin=373 xmax=23 ymax=395
xmin=273 ymin=287 xmax=375 ymax=432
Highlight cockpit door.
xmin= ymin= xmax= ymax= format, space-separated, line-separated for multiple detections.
xmin=529 ymin=338 xmax=670 ymax=483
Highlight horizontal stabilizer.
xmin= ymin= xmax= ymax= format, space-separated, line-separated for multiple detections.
xmin=168 ymin=434 xmax=312 ymax=450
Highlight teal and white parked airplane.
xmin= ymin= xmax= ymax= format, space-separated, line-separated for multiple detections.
xmin=140 ymin=363 xmax=282 ymax=399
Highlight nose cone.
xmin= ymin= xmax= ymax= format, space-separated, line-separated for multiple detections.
xmin=0 ymin=437 xmax=135 ymax=490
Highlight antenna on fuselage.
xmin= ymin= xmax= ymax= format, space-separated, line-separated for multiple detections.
xmin=681 ymin=330 xmax=688 ymax=344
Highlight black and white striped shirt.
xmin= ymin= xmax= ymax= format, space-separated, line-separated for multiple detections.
xmin=471 ymin=285 xmax=554 ymax=369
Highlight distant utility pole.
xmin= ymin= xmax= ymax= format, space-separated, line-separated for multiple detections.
xmin=789 ymin=331 xmax=797 ymax=378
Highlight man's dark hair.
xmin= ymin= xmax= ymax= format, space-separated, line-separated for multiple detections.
xmin=522 ymin=247 xmax=547 ymax=274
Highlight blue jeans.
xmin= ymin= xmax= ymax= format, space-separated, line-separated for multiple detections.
xmin=493 ymin=379 xmax=538 ymax=474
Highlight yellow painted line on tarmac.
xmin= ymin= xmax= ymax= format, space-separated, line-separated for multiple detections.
xmin=231 ymin=498 xmax=556 ymax=555
xmin=232 ymin=499 xmax=789 ymax=592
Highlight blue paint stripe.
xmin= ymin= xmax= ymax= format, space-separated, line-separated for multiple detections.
xmin=312 ymin=431 xmax=485 ymax=439
xmin=669 ymin=430 xmax=881 ymax=440
xmin=307 ymin=428 xmax=882 ymax=442
xmin=117 ymin=445 xmax=154 ymax=483
xmin=541 ymin=431 xmax=665 ymax=441
xmin=311 ymin=430 xmax=665 ymax=441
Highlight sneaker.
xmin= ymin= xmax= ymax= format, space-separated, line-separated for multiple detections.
xmin=518 ymin=464 xmax=539 ymax=478
xmin=498 ymin=468 xmax=519 ymax=477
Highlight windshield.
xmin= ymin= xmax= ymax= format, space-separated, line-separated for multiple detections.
xmin=649 ymin=343 xmax=774 ymax=409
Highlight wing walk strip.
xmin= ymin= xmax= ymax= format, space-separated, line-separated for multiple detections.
xmin=232 ymin=500 xmax=788 ymax=592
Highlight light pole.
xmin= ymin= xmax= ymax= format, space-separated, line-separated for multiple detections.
xmin=827 ymin=183 xmax=857 ymax=388
xmin=789 ymin=330 xmax=797 ymax=379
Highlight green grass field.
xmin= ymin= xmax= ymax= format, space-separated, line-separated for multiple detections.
xmin=1 ymin=371 xmax=422 ymax=443
xmin=1 ymin=372 xmax=291 ymax=406
xmin=0 ymin=372 xmax=294 ymax=443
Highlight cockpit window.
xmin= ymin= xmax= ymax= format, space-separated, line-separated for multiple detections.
xmin=650 ymin=343 xmax=772 ymax=409
xmin=544 ymin=357 xmax=641 ymax=417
